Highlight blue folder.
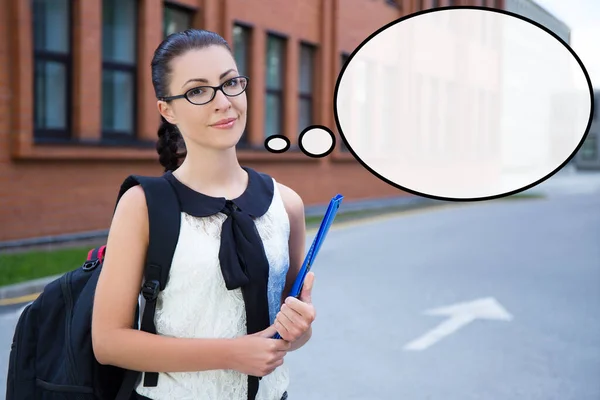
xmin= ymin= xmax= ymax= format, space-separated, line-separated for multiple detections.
xmin=273 ymin=193 xmax=343 ymax=340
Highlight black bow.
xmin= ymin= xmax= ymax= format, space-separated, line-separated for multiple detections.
xmin=218 ymin=200 xmax=271 ymax=400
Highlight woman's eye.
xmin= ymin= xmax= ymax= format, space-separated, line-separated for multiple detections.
xmin=225 ymin=79 xmax=239 ymax=87
xmin=189 ymin=88 xmax=204 ymax=96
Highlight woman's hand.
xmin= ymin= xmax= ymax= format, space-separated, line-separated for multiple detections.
xmin=229 ymin=325 xmax=291 ymax=377
xmin=275 ymin=272 xmax=317 ymax=343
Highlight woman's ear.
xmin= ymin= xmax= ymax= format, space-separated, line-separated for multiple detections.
xmin=157 ymin=100 xmax=177 ymax=125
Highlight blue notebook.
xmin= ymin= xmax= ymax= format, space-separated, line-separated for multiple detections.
xmin=273 ymin=194 xmax=343 ymax=340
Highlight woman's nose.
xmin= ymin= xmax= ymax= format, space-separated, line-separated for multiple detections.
xmin=213 ymin=89 xmax=232 ymax=110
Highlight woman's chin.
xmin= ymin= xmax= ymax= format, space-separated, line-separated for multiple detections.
xmin=213 ymin=131 xmax=246 ymax=150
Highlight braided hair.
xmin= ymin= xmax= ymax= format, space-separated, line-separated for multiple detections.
xmin=156 ymin=117 xmax=186 ymax=172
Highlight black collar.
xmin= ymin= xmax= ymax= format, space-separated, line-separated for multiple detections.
xmin=163 ymin=166 xmax=274 ymax=219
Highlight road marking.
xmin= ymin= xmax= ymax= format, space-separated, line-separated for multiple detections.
xmin=0 ymin=293 xmax=40 ymax=306
xmin=403 ymin=297 xmax=513 ymax=351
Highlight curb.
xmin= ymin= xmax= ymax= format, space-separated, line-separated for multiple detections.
xmin=0 ymin=274 xmax=62 ymax=301
xmin=304 ymin=194 xmax=443 ymax=217
xmin=0 ymin=195 xmax=442 ymax=302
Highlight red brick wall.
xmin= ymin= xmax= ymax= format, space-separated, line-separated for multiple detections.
xmin=0 ymin=0 xmax=499 ymax=243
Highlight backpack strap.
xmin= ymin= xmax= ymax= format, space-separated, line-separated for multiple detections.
xmin=112 ymin=174 xmax=181 ymax=399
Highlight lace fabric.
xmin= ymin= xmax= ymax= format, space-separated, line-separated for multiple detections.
xmin=135 ymin=179 xmax=291 ymax=400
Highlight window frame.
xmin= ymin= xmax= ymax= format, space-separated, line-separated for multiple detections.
xmin=32 ymin=0 xmax=74 ymax=143
xmin=101 ymin=0 xmax=139 ymax=141
xmin=264 ymin=32 xmax=287 ymax=140
xmin=232 ymin=22 xmax=253 ymax=147
xmin=298 ymin=41 xmax=317 ymax=134
xmin=163 ymin=2 xmax=194 ymax=38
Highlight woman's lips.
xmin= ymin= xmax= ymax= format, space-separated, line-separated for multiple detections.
xmin=211 ymin=118 xmax=237 ymax=129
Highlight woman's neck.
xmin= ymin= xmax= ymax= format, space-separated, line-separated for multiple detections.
xmin=173 ymin=146 xmax=248 ymax=199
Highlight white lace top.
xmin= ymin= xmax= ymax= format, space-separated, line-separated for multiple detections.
xmin=135 ymin=176 xmax=291 ymax=400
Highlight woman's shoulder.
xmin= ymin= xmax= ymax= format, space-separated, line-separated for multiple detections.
xmin=246 ymin=166 xmax=304 ymax=217
xmin=276 ymin=181 xmax=304 ymax=222
xmin=112 ymin=184 xmax=150 ymax=231
xmin=116 ymin=184 xmax=147 ymax=215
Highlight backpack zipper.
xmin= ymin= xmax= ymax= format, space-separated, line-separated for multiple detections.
xmin=60 ymin=274 xmax=78 ymax=385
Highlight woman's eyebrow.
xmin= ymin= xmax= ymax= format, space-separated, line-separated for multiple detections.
xmin=181 ymin=69 xmax=237 ymax=88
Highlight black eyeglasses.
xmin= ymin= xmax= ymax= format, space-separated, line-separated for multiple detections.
xmin=159 ymin=76 xmax=249 ymax=105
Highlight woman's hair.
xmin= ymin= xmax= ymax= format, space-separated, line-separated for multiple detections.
xmin=152 ymin=29 xmax=233 ymax=172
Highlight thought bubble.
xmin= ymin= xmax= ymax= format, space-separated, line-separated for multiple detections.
xmin=264 ymin=135 xmax=290 ymax=153
xmin=299 ymin=126 xmax=336 ymax=158
xmin=334 ymin=6 xmax=593 ymax=201
xmin=264 ymin=125 xmax=336 ymax=157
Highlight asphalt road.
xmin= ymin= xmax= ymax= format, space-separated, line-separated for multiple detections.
xmin=1 ymin=173 xmax=600 ymax=399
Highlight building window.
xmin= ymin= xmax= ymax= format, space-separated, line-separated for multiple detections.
xmin=32 ymin=0 xmax=72 ymax=141
xmin=233 ymin=24 xmax=251 ymax=145
xmin=340 ymin=53 xmax=350 ymax=72
xmin=265 ymin=34 xmax=286 ymax=139
xmin=580 ymin=133 xmax=598 ymax=161
xmin=164 ymin=3 xmax=193 ymax=38
xmin=339 ymin=53 xmax=350 ymax=152
xmin=102 ymin=0 xmax=137 ymax=139
xmin=233 ymin=25 xmax=251 ymax=76
xmin=298 ymin=43 xmax=315 ymax=133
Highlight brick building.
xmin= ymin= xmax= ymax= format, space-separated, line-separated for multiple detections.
xmin=0 ymin=0 xmax=505 ymax=244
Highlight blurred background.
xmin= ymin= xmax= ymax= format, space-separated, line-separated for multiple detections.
xmin=0 ymin=0 xmax=598 ymax=248
xmin=1 ymin=0 xmax=599 ymax=399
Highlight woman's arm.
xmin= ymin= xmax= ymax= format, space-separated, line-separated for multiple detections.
xmin=279 ymin=183 xmax=307 ymax=304
xmin=91 ymin=185 xmax=235 ymax=372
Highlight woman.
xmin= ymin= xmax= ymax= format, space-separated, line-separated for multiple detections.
xmin=91 ymin=29 xmax=316 ymax=400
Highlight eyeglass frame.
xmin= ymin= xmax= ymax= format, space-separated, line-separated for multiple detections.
xmin=158 ymin=75 xmax=250 ymax=105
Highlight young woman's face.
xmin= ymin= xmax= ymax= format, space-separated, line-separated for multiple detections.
xmin=161 ymin=45 xmax=248 ymax=150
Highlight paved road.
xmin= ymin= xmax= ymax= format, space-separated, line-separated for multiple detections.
xmin=1 ymin=173 xmax=600 ymax=399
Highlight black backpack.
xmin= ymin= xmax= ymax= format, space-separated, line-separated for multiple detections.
xmin=6 ymin=174 xmax=182 ymax=400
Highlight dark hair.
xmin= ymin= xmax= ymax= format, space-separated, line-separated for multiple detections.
xmin=152 ymin=29 xmax=233 ymax=172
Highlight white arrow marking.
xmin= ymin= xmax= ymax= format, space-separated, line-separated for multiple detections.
xmin=403 ymin=297 xmax=513 ymax=351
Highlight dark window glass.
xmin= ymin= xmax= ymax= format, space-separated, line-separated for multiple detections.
xmin=339 ymin=53 xmax=350 ymax=152
xmin=233 ymin=24 xmax=251 ymax=145
xmin=102 ymin=70 xmax=135 ymax=133
xmin=32 ymin=0 xmax=71 ymax=140
xmin=580 ymin=134 xmax=598 ymax=161
xmin=164 ymin=3 xmax=193 ymax=38
xmin=264 ymin=34 xmax=285 ymax=138
xmin=102 ymin=0 xmax=137 ymax=138
xmin=298 ymin=44 xmax=315 ymax=133
xmin=233 ymin=25 xmax=251 ymax=75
